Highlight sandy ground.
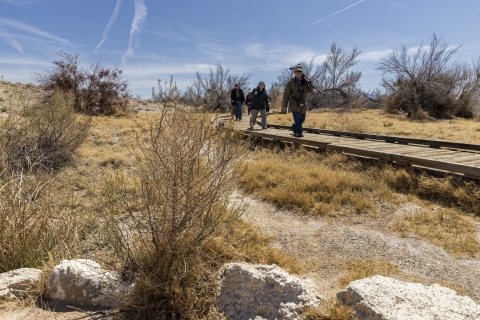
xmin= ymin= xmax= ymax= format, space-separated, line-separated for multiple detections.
xmin=232 ymin=191 xmax=480 ymax=304
xmin=2 ymin=185 xmax=479 ymax=319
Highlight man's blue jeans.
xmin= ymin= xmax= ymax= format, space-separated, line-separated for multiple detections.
xmin=292 ymin=111 xmax=306 ymax=135
xmin=234 ymin=103 xmax=243 ymax=120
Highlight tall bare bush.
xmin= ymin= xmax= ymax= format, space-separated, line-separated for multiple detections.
xmin=35 ymin=51 xmax=129 ymax=115
xmin=184 ymin=63 xmax=250 ymax=111
xmin=378 ymin=34 xmax=480 ymax=119
xmin=100 ymin=90 xmax=246 ymax=318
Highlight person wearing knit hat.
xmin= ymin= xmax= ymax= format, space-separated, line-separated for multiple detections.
xmin=281 ymin=63 xmax=313 ymax=137
xmin=248 ymin=81 xmax=269 ymax=130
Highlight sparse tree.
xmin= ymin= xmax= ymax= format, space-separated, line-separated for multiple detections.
xmin=274 ymin=43 xmax=362 ymax=110
xmin=184 ymin=63 xmax=250 ymax=111
xmin=377 ymin=34 xmax=479 ymax=119
xmin=35 ymin=51 xmax=129 ymax=115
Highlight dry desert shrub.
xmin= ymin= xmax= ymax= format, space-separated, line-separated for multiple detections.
xmin=98 ymin=103 xmax=249 ymax=318
xmin=0 ymin=89 xmax=91 ymax=172
xmin=0 ymin=171 xmax=84 ymax=273
xmin=35 ymin=51 xmax=129 ymax=115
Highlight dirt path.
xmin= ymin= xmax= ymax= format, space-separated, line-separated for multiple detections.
xmin=232 ymin=191 xmax=480 ymax=303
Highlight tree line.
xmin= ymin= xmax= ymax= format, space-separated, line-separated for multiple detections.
xmin=37 ymin=34 xmax=480 ymax=119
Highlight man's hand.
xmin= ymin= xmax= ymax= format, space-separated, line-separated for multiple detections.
xmin=281 ymin=106 xmax=287 ymax=114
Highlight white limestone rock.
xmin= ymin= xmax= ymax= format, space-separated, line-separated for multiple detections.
xmin=45 ymin=259 xmax=132 ymax=308
xmin=217 ymin=263 xmax=323 ymax=320
xmin=337 ymin=275 xmax=480 ymax=320
xmin=0 ymin=268 xmax=43 ymax=300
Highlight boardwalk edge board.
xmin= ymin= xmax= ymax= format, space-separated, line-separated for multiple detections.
xmin=243 ymin=125 xmax=480 ymax=180
xmin=264 ymin=123 xmax=480 ymax=152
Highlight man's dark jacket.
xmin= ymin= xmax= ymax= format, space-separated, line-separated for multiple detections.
xmin=230 ymin=88 xmax=245 ymax=106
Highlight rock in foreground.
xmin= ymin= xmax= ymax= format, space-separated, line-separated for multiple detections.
xmin=0 ymin=268 xmax=42 ymax=300
xmin=337 ymin=275 xmax=480 ymax=320
xmin=45 ymin=259 xmax=131 ymax=308
xmin=217 ymin=263 xmax=323 ymax=320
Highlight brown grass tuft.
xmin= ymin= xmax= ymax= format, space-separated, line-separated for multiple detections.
xmin=239 ymin=147 xmax=394 ymax=216
xmin=338 ymin=260 xmax=401 ymax=288
xmin=207 ymin=219 xmax=304 ymax=275
xmin=382 ymin=169 xmax=480 ymax=215
xmin=303 ymin=303 xmax=356 ymax=320
xmin=390 ymin=208 xmax=479 ymax=257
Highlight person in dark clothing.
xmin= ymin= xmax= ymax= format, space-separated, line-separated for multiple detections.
xmin=249 ymin=81 xmax=269 ymax=130
xmin=245 ymin=92 xmax=252 ymax=115
xmin=230 ymin=83 xmax=245 ymax=121
xmin=282 ymin=64 xmax=314 ymax=137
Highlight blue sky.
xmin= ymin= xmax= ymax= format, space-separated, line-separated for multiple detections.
xmin=1 ymin=0 xmax=480 ymax=99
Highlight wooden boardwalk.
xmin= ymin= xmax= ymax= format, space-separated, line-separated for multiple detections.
xmin=235 ymin=118 xmax=480 ymax=180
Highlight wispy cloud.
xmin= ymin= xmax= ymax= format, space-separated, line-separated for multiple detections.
xmin=122 ymin=0 xmax=147 ymax=64
xmin=1 ymin=0 xmax=35 ymax=6
xmin=303 ymin=0 xmax=365 ymax=30
xmin=95 ymin=0 xmax=123 ymax=52
xmin=147 ymin=30 xmax=188 ymax=41
xmin=0 ymin=17 xmax=70 ymax=45
xmin=360 ymin=49 xmax=393 ymax=62
xmin=0 ymin=27 xmax=23 ymax=53
xmin=245 ymin=44 xmax=327 ymax=70
xmin=0 ymin=56 xmax=50 ymax=66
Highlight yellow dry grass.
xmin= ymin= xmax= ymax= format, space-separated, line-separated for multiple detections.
xmin=390 ymin=208 xmax=479 ymax=257
xmin=268 ymin=109 xmax=480 ymax=144
xmin=239 ymin=148 xmax=396 ymax=216
xmin=303 ymin=303 xmax=355 ymax=320
xmin=207 ymin=219 xmax=304 ymax=274
xmin=338 ymin=260 xmax=401 ymax=287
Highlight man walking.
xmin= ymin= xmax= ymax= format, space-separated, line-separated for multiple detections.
xmin=281 ymin=64 xmax=313 ymax=137
xmin=230 ymin=83 xmax=245 ymax=121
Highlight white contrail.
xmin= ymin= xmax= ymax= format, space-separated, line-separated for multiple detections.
xmin=302 ymin=0 xmax=365 ymax=30
xmin=95 ymin=0 xmax=123 ymax=52
xmin=0 ymin=27 xmax=23 ymax=53
xmin=122 ymin=0 xmax=147 ymax=64
xmin=0 ymin=17 xmax=70 ymax=44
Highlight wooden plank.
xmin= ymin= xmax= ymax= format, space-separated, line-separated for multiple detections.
xmin=391 ymin=154 xmax=480 ymax=177
xmin=357 ymin=145 xmax=426 ymax=154
xmin=421 ymin=151 xmax=464 ymax=160
xmin=457 ymin=158 xmax=480 ymax=166
xmin=427 ymin=153 xmax=480 ymax=163
xmin=394 ymin=149 xmax=454 ymax=157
